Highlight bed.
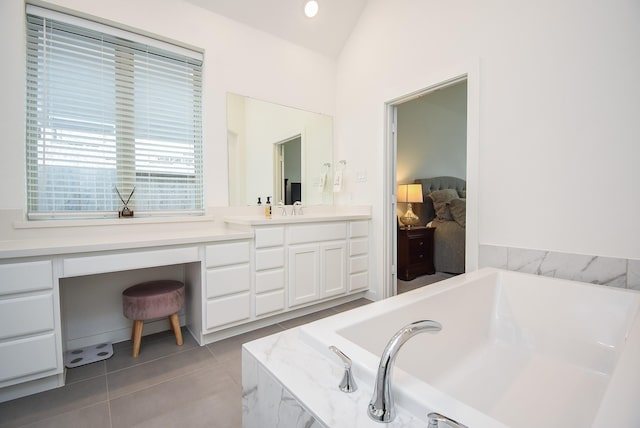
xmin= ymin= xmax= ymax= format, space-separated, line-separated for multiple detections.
xmin=413 ymin=176 xmax=466 ymax=274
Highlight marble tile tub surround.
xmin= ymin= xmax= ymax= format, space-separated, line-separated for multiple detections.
xmin=479 ymin=244 xmax=640 ymax=290
xmin=242 ymin=330 xmax=426 ymax=428
xmin=242 ymin=352 xmax=324 ymax=428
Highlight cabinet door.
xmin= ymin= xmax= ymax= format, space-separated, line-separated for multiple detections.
xmin=288 ymin=244 xmax=320 ymax=307
xmin=320 ymin=241 xmax=347 ymax=297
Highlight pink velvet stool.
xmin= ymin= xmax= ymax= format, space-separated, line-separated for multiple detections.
xmin=122 ymin=280 xmax=185 ymax=358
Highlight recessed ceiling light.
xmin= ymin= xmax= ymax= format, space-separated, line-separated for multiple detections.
xmin=304 ymin=0 xmax=319 ymax=18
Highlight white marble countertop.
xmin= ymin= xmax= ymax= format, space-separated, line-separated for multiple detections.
xmin=0 ymin=227 xmax=253 ymax=259
xmin=243 ymin=326 xmax=425 ymax=428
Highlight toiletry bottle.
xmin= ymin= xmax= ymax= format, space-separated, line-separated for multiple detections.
xmin=257 ymin=197 xmax=262 ymax=206
xmin=265 ymin=196 xmax=272 ymax=219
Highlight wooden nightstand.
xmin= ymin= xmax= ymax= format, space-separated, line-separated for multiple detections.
xmin=397 ymin=226 xmax=435 ymax=280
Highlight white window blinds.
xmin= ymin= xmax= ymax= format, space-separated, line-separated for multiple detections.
xmin=25 ymin=7 xmax=204 ymax=219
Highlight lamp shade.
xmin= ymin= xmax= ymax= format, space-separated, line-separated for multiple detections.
xmin=397 ymin=183 xmax=423 ymax=203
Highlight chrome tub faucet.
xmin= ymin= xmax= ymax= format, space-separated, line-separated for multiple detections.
xmin=427 ymin=412 xmax=468 ymax=428
xmin=368 ymin=320 xmax=442 ymax=423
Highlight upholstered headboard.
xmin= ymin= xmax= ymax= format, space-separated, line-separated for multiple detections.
xmin=413 ymin=176 xmax=466 ymax=223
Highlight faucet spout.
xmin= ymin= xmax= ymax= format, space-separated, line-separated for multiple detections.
xmin=368 ymin=320 xmax=442 ymax=423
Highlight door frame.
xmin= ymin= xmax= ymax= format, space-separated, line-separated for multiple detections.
xmin=383 ymin=62 xmax=480 ymax=298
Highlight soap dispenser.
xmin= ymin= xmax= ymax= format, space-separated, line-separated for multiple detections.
xmin=265 ymin=196 xmax=272 ymax=219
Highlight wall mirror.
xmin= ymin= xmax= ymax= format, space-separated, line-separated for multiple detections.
xmin=227 ymin=93 xmax=334 ymax=207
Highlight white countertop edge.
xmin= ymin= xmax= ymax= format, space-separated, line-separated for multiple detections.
xmin=243 ymin=327 xmax=424 ymax=428
xmin=13 ymin=214 xmax=216 ymax=230
xmin=224 ymin=213 xmax=371 ymax=226
xmin=0 ymin=228 xmax=253 ymax=259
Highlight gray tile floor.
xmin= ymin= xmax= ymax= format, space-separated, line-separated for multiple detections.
xmin=0 ymin=299 xmax=371 ymax=428
xmin=397 ymin=272 xmax=455 ymax=294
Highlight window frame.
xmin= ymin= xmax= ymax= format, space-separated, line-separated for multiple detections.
xmin=25 ymin=5 xmax=205 ymax=221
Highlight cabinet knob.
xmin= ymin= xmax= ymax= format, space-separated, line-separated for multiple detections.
xmin=419 ymin=254 xmax=424 ymax=259
xmin=419 ymin=241 xmax=424 ymax=246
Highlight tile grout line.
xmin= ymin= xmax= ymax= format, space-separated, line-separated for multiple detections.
xmin=105 ymin=374 xmax=114 ymax=428
xmin=106 ymin=347 xmax=221 ymax=402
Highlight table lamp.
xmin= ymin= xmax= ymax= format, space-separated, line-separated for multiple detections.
xmin=397 ymin=183 xmax=423 ymax=228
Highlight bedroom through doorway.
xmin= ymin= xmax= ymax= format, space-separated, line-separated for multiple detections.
xmin=391 ymin=78 xmax=469 ymax=295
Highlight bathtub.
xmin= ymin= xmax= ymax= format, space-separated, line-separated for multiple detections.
xmin=299 ymin=268 xmax=640 ymax=428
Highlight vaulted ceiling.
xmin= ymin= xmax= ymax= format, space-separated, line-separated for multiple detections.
xmin=182 ymin=0 xmax=368 ymax=58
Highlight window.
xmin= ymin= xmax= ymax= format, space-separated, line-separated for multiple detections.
xmin=25 ymin=6 xmax=204 ymax=220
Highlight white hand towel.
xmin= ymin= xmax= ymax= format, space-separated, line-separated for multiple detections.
xmin=333 ymin=171 xmax=343 ymax=192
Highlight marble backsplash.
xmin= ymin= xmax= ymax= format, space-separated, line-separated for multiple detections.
xmin=479 ymin=245 xmax=640 ymax=291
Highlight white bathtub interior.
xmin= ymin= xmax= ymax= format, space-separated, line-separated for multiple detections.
xmin=300 ymin=269 xmax=640 ymax=428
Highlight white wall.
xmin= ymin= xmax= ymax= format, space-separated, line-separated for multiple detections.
xmin=3 ymin=0 xmax=640 ymax=301
xmin=0 ymin=0 xmax=336 ymax=237
xmin=335 ymin=0 xmax=640 ymax=296
xmin=397 ymin=81 xmax=467 ymax=183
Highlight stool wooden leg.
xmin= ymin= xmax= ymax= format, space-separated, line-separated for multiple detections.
xmin=169 ymin=313 xmax=183 ymax=346
xmin=132 ymin=320 xmax=144 ymax=358
xmin=130 ymin=322 xmax=136 ymax=341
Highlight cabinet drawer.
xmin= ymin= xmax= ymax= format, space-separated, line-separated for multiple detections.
xmin=64 ymin=246 xmax=199 ymax=277
xmin=288 ymin=223 xmax=347 ymax=244
xmin=255 ymin=289 xmax=285 ymax=316
xmin=0 ymin=294 xmax=55 ymax=340
xmin=0 ymin=333 xmax=58 ymax=383
xmin=409 ymin=249 xmax=428 ymax=264
xmin=409 ymin=252 xmax=427 ymax=265
xmin=206 ymin=292 xmax=250 ymax=329
xmin=206 ymin=265 xmax=250 ymax=298
xmin=255 ymin=248 xmax=285 ymax=271
xmin=206 ymin=241 xmax=250 ymax=268
xmin=349 ymin=255 xmax=368 ymax=274
xmin=255 ymin=269 xmax=285 ymax=293
xmin=349 ymin=221 xmax=369 ymax=238
xmin=0 ymin=261 xmax=52 ymax=295
xmin=349 ymin=271 xmax=369 ymax=292
xmin=255 ymin=227 xmax=284 ymax=248
xmin=349 ymin=238 xmax=368 ymax=256
xmin=409 ymin=238 xmax=428 ymax=254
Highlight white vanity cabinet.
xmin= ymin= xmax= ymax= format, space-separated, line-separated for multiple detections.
xmin=287 ymin=222 xmax=347 ymax=308
xmin=0 ymin=260 xmax=60 ymax=389
xmin=204 ymin=241 xmax=251 ymax=330
xmin=254 ymin=227 xmax=286 ymax=317
xmin=348 ymin=221 xmax=369 ymax=291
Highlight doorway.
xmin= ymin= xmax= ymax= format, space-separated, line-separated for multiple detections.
xmin=383 ymin=67 xmax=479 ymax=298
xmin=397 ymin=80 xmax=467 ymax=294
xmin=274 ymin=135 xmax=302 ymax=205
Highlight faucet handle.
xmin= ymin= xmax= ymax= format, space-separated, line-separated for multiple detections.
xmin=328 ymin=345 xmax=357 ymax=393
xmin=427 ymin=412 xmax=467 ymax=428
xmin=292 ymin=201 xmax=303 ymax=215
xmin=277 ymin=201 xmax=286 ymax=215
